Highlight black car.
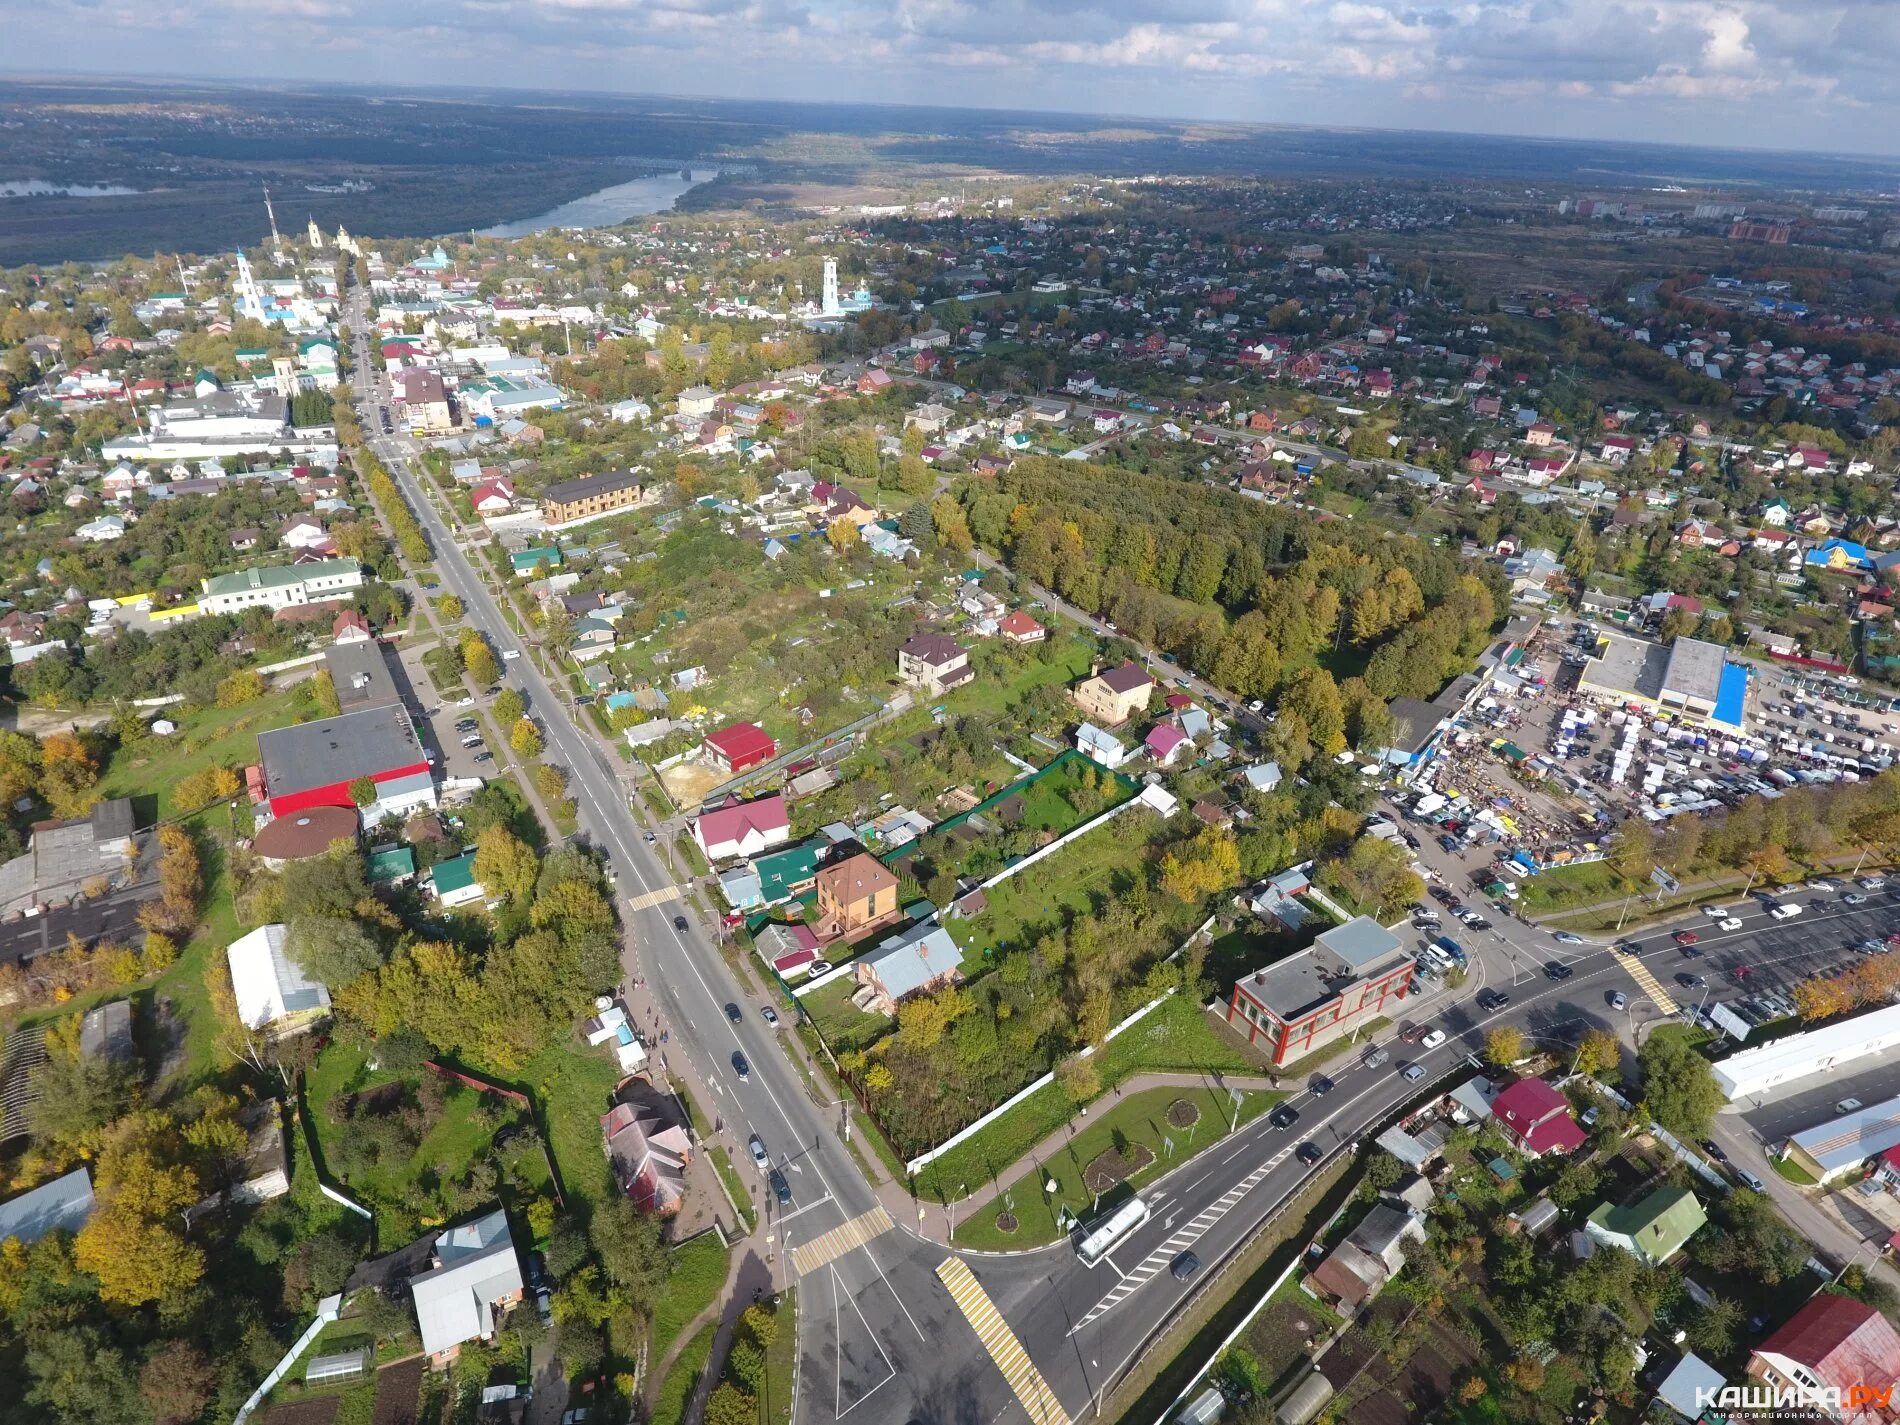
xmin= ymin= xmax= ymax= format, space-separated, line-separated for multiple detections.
xmin=1701 ymin=1138 xmax=1730 ymax=1165
xmin=1478 ymin=989 xmax=1509 ymax=1013
xmin=724 ymin=1002 xmax=743 ymax=1022
xmin=1430 ymin=887 xmax=1455 ymax=904
xmin=768 ymin=1168 xmax=792 ymax=1206
xmin=1268 ymin=1104 xmax=1300 ymax=1130
xmin=1309 ymin=1075 xmax=1334 ymax=1096
xmin=1544 ymin=961 xmax=1573 ymax=982
xmin=1468 ymin=917 xmax=1492 ymax=931
xmin=674 ymin=915 xmax=690 ymax=933
xmin=731 ymin=1051 xmax=750 ymax=1080
xmin=1169 ymin=1251 xmax=1202 ymax=1282
xmin=1437 ymin=834 xmax=1460 ymax=853
xmin=1295 ymin=1141 xmax=1324 ymax=1166
xmin=1676 ymin=973 xmax=1705 ymax=989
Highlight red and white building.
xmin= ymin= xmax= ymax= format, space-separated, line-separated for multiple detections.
xmin=1225 ymin=918 xmax=1413 ymax=1067
xmin=701 ymin=722 xmax=777 ymax=776
xmin=255 ymin=705 xmax=435 ymax=822
xmin=1748 ymin=1292 xmax=1900 ymax=1425
xmin=1489 ymin=1078 xmax=1587 ymax=1158
xmin=692 ymin=793 xmax=790 ymax=863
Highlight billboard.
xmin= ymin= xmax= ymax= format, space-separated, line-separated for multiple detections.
xmin=1707 ymin=1001 xmax=1752 ymax=1042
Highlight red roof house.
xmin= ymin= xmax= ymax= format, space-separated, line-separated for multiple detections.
xmin=1749 ymin=1293 xmax=1900 ymax=1424
xmin=691 ymin=793 xmax=790 ymax=862
xmin=1489 ymin=1078 xmax=1587 ymax=1157
xmin=701 ymin=722 xmax=776 ymax=776
xmin=996 ymin=610 xmax=1045 ymax=644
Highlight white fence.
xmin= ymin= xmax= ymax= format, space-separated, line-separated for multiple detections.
xmin=904 ymin=989 xmax=1175 ymax=1177
xmin=232 ymin=1292 xmax=341 ymax=1423
xmin=317 ymin=1181 xmax=373 ymax=1221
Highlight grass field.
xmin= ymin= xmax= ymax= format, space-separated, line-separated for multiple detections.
xmin=102 ymin=684 xmax=319 ymax=822
xmin=520 ymin=1038 xmax=624 ymax=1215
xmin=650 ymin=1322 xmax=716 ymax=1425
xmin=913 ymin=995 xmax=1255 ymax=1198
xmin=651 ymin=1232 xmax=730 ymax=1368
xmin=801 ymin=977 xmax=887 ymax=1053
xmin=1515 ymin=858 xmax=1643 ymax=913
xmin=950 ymin=1082 xmax=1278 ymax=1249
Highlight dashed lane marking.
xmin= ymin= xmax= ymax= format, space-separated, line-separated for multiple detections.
xmin=789 ymin=1205 xmax=893 ymax=1278
xmin=1609 ymin=943 xmax=1680 ymax=1014
xmin=936 ymin=1257 xmax=1069 ymax=1425
xmin=1071 ymin=1144 xmax=1295 ymax=1331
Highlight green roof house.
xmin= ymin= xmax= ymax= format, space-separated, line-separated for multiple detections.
xmin=1584 ymin=1185 xmax=1707 ymax=1266
xmin=754 ymin=842 xmax=821 ymax=904
xmin=430 ymin=851 xmax=484 ymax=907
xmin=511 ymin=547 xmax=564 ymax=577
xmin=366 ymin=846 xmax=416 ymax=884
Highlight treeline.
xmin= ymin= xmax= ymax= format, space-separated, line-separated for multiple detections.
xmin=357 ymin=452 xmax=431 ymax=567
xmin=958 ymin=459 xmax=1499 ymax=744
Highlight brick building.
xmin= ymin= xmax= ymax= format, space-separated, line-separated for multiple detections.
xmin=1225 ymin=918 xmax=1413 ymax=1066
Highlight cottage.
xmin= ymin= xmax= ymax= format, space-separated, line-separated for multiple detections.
xmin=854 ymin=924 xmax=961 ymax=1015
xmin=814 ymin=853 xmax=901 ymax=941
xmin=1071 ymin=662 xmax=1155 ymax=726
xmin=1489 ymin=1077 xmax=1587 ymax=1157
xmin=692 ymin=794 xmax=791 ymax=862
xmin=407 ymin=1208 xmax=526 ymax=1363
xmin=897 ymin=633 xmax=973 ymax=696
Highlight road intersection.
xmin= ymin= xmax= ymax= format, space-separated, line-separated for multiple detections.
xmin=342 ymin=282 xmax=1899 ymax=1424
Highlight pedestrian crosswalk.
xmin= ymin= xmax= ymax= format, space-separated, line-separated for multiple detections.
xmin=936 ymin=1258 xmax=1069 ymax=1425
xmin=789 ymin=1205 xmax=892 ymax=1277
xmin=626 ymin=884 xmax=682 ymax=910
xmin=1609 ymin=943 xmax=1679 ymax=1014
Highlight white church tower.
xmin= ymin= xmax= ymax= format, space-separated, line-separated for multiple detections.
xmin=822 ymin=257 xmax=840 ymax=317
xmin=307 ymin=217 xmax=324 ymax=249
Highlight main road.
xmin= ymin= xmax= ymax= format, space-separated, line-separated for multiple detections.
xmin=340 ymin=283 xmax=1900 ymax=1424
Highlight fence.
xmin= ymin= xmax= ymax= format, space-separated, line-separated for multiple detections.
xmin=317 ymin=1182 xmax=373 ymax=1221
xmin=231 ymin=1293 xmax=341 ymax=1424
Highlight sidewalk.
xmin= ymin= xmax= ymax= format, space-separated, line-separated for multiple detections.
xmin=870 ymin=1069 xmax=1285 ymax=1244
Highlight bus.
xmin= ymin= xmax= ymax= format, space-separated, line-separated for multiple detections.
xmin=1076 ymin=1196 xmax=1150 ymax=1268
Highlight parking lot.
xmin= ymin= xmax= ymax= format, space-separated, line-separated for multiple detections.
xmin=391 ymin=641 xmax=495 ymax=781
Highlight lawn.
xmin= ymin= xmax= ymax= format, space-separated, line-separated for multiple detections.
xmin=801 ymin=976 xmax=887 ymax=1054
xmin=102 ymin=683 xmax=319 ymax=822
xmin=520 ymin=1038 xmax=625 ymax=1215
xmin=1515 ymin=859 xmax=1643 ymax=914
xmin=913 ymin=995 xmax=1256 ymax=1198
xmin=707 ymin=1145 xmax=758 ymax=1232
xmin=949 ymin=1082 xmax=1279 ymax=1250
xmin=759 ymin=1289 xmax=797 ymax=1425
xmin=650 ymin=1321 xmax=716 ymax=1425
xmin=651 ymin=1232 xmax=730 ymax=1368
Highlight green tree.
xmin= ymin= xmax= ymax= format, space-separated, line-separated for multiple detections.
xmin=1640 ymin=1031 xmax=1724 ymax=1140
xmin=474 ymin=824 xmax=538 ymax=903
xmin=285 ymin=916 xmax=384 ymax=987
xmin=347 ymin=775 xmax=378 ymax=807
xmin=590 ymin=1195 xmax=670 ymax=1302
xmin=494 ymin=688 xmax=525 ymax=727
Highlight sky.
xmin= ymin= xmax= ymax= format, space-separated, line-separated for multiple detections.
xmin=10 ymin=0 xmax=1900 ymax=157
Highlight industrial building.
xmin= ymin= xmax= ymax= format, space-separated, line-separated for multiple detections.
xmin=1577 ymin=632 xmax=1749 ymax=731
xmin=1710 ymin=1002 xmax=1900 ymax=1099
xmin=255 ymin=703 xmax=434 ymax=822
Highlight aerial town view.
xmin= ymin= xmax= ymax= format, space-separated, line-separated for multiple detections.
xmin=5 ymin=12 xmax=1900 ymax=1425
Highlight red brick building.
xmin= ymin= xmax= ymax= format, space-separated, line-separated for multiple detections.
xmin=1226 ymin=918 xmax=1414 ymax=1066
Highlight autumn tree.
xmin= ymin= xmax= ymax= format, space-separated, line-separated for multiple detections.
xmin=462 ymin=631 xmax=500 ymax=685
xmin=1572 ymin=1028 xmax=1622 ymax=1077
xmin=215 ymin=669 xmax=266 ymax=707
xmin=474 ymin=824 xmax=538 ymax=903
xmin=1484 ymin=1025 xmax=1525 ymax=1067
xmin=74 ymin=1113 xmax=205 ymax=1305
xmin=510 ymin=717 xmax=543 ymax=760
xmin=1159 ymin=828 xmax=1240 ymax=903
xmin=1054 ymin=1052 xmax=1099 ymax=1105
xmin=311 ymin=668 xmax=342 ymax=717
xmin=827 ymin=518 xmax=860 ymax=553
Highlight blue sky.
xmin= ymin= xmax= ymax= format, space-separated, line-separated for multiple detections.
xmin=11 ymin=0 xmax=1900 ymax=156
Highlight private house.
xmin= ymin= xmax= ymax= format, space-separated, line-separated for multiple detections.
xmin=1308 ymin=1202 xmax=1426 ymax=1308
xmin=814 ymin=853 xmax=901 ymax=941
xmin=1583 ymin=1186 xmax=1706 ymax=1266
xmin=702 ymin=722 xmax=777 ymax=776
xmin=1145 ymin=723 xmax=1190 ymax=767
xmin=897 ymin=633 xmax=973 ymax=695
xmin=0 ymin=1167 xmax=96 ymax=1246
xmin=1490 ymin=1077 xmax=1587 ymax=1158
xmin=1224 ymin=918 xmax=1413 ymax=1067
xmin=470 ymin=478 xmax=516 ymax=515
xmin=1075 ymin=723 xmax=1129 ymax=769
xmin=430 ymin=851 xmax=484 ymax=907
xmin=1748 ymin=1293 xmax=1900 ymax=1421
xmin=407 ymin=1208 xmax=526 ymax=1363
xmin=394 ymin=369 xmax=454 ymax=435
xmin=996 ymin=610 xmax=1046 ymax=644
xmin=540 ymin=469 xmax=646 ymax=526
xmin=280 ymin=515 xmax=332 ymax=551
xmin=226 ymin=924 xmax=331 ymax=1033
xmin=854 ymin=924 xmax=961 ymax=1015
xmin=601 ymin=1097 xmax=692 ymax=1216
xmin=692 ymin=794 xmax=791 ymax=863
xmin=1072 ymin=662 xmax=1155 ymax=726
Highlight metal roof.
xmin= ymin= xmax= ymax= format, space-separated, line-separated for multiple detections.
xmin=257 ymin=704 xmax=425 ymax=799
xmin=0 ymin=1167 xmax=94 ymax=1244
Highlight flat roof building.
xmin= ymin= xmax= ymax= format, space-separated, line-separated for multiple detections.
xmin=1711 ymin=1002 xmax=1900 ymax=1099
xmin=1785 ymin=1092 xmax=1900 ymax=1184
xmin=1579 ymin=632 xmax=1742 ymax=725
xmin=1225 ymin=916 xmax=1413 ymax=1067
xmin=256 ymin=704 xmax=434 ymax=821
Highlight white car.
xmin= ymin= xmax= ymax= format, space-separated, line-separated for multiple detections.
xmin=1718 ymin=918 xmax=1743 ymax=931
xmin=1420 ymin=1029 xmax=1447 ymax=1049
xmin=1702 ymin=905 xmax=1730 ymax=919
xmin=1552 ymin=931 xmax=1583 ymax=945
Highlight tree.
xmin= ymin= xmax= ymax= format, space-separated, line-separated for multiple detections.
xmin=534 ymin=762 xmax=568 ymax=803
xmin=29 ymin=1022 xmax=136 ymax=1151
xmin=215 ymin=669 xmax=266 ymax=707
xmin=510 ymin=717 xmax=543 ymax=760
xmin=1573 ymin=1028 xmax=1622 ymax=1077
xmin=706 ymin=1383 xmax=759 ymax=1425
xmin=76 ymin=1194 xmax=204 ymax=1306
xmin=347 ymin=774 xmax=378 ymax=807
xmin=495 ymin=688 xmax=525 ymax=727
xmin=462 ymin=633 xmax=499 ymax=686
xmin=286 ymin=916 xmax=384 ymax=986
xmin=895 ymin=986 xmax=966 ymax=1050
xmin=931 ymin=495 xmax=973 ymax=552
xmin=1639 ymin=1031 xmax=1724 ymax=1140
xmin=281 ymin=844 xmax=368 ymax=919
xmin=1054 ymin=1053 xmax=1098 ymax=1104
xmin=311 ymin=668 xmax=342 ymax=717
xmin=25 ymin=1327 xmax=146 ymax=1425
xmin=1484 ymin=1025 xmax=1525 ymax=1067
xmin=827 ymin=518 xmax=860 ymax=553
xmin=474 ymin=824 xmax=538 ymax=903
xmin=1684 ymin=1295 xmax=1741 ymax=1356
xmin=140 ymin=1341 xmax=218 ymax=1425
xmin=1159 ymin=828 xmax=1240 ymax=903
xmin=590 ymin=1195 xmax=670 ymax=1302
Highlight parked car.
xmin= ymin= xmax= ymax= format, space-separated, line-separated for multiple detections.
xmin=1701 ymin=1139 xmax=1729 ymax=1164
xmin=761 ymin=1006 xmax=780 ymax=1027
xmin=1677 ymin=973 xmax=1705 ymax=989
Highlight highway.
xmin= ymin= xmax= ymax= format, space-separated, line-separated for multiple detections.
xmin=340 ymin=289 xmax=1900 ymax=1424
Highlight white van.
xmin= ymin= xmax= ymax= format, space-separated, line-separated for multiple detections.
xmin=1769 ymin=903 xmax=1803 ymax=920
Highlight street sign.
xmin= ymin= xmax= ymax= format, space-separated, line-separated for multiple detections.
xmin=1707 ymin=1002 xmax=1752 ymax=1043
xmin=1650 ymin=866 xmax=1681 ymax=895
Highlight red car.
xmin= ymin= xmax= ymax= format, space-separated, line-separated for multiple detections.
xmin=1674 ymin=930 xmax=1700 ymax=946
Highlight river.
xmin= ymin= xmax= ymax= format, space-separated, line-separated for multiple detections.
xmin=474 ymin=166 xmax=722 ymax=238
